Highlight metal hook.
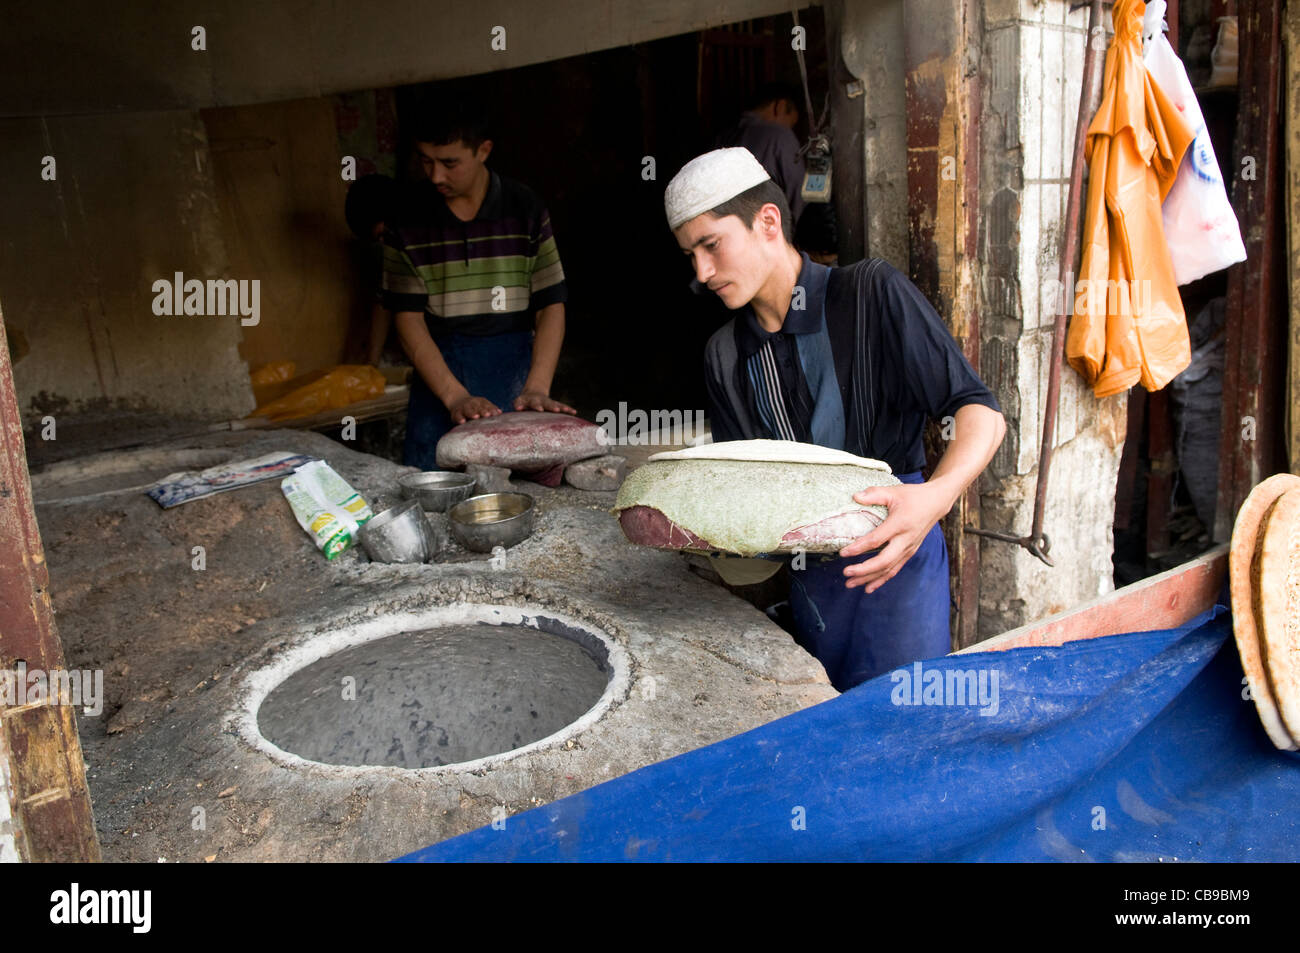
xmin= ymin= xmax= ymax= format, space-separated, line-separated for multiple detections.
xmin=963 ymin=526 xmax=1055 ymax=567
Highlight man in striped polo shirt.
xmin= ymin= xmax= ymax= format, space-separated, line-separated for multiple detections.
xmin=382 ymin=105 xmax=574 ymax=469
xmin=665 ymin=148 xmax=1006 ymax=691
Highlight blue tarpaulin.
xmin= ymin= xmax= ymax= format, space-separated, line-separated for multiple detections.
xmin=399 ymin=604 xmax=1300 ymax=862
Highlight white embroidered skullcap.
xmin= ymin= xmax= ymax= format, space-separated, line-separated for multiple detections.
xmin=664 ymin=147 xmax=772 ymax=230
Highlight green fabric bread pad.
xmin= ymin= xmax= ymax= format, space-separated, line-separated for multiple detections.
xmin=613 ymin=459 xmax=897 ymax=556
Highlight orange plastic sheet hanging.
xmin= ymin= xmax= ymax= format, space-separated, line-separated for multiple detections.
xmin=1066 ymin=0 xmax=1196 ymax=398
xmin=250 ymin=364 xmax=386 ymax=422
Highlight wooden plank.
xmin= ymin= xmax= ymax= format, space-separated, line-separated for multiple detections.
xmin=234 ymin=387 xmax=409 ymax=433
xmin=955 ymin=0 xmax=984 ymax=649
xmin=3 ymin=705 xmax=99 ymax=862
xmin=0 ymin=300 xmax=101 ymax=862
xmin=955 ymin=544 xmax=1227 ymax=654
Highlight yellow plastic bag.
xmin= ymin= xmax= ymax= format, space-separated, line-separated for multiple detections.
xmin=249 ymin=361 xmax=296 ymax=386
xmin=250 ymin=361 xmax=300 ymax=407
xmin=251 ymin=365 xmax=386 ymax=422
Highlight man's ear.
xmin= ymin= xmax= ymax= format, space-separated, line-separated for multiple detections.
xmin=476 ymin=139 xmax=494 ymax=163
xmin=758 ymin=203 xmax=784 ymax=240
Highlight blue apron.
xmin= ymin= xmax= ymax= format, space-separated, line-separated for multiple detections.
xmin=403 ymin=330 xmax=533 ymax=470
xmin=787 ymin=470 xmax=951 ymax=692
xmin=778 ymin=261 xmax=951 ymax=691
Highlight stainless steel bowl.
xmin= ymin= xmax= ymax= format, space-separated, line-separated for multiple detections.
xmin=420 ymin=512 xmax=446 ymax=559
xmin=359 ymin=500 xmax=430 ymax=563
xmin=448 ymin=492 xmax=535 ymax=553
xmin=398 ymin=471 xmax=478 ymax=512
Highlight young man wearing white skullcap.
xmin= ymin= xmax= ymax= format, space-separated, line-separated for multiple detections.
xmin=665 ymin=147 xmax=1006 ymax=691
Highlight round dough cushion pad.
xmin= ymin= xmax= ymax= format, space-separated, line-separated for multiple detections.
xmin=1229 ymin=473 xmax=1300 ymax=751
xmin=435 ymin=411 xmax=605 ymax=471
xmin=616 ymin=440 xmax=898 ymax=557
xmin=1256 ymin=486 xmax=1300 ymax=747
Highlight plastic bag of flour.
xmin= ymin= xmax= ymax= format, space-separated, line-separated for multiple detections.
xmin=280 ymin=461 xmax=372 ymax=559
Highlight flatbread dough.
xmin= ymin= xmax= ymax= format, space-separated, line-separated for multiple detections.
xmin=1256 ymin=487 xmax=1300 ymax=747
xmin=1229 ymin=473 xmax=1300 ymax=751
xmin=648 ymin=439 xmax=893 ymax=474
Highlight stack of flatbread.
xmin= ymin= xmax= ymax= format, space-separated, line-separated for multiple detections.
xmin=1229 ymin=473 xmax=1300 ymax=750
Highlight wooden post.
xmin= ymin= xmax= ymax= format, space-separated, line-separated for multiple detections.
xmin=901 ymin=0 xmax=985 ymax=647
xmin=0 ymin=301 xmax=101 ymax=862
xmin=1285 ymin=1 xmax=1300 ymax=472
xmin=1214 ymin=0 xmax=1287 ymax=542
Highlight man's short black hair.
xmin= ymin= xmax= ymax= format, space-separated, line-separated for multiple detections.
xmin=708 ymin=180 xmax=795 ymax=245
xmin=344 ymin=173 xmax=398 ymax=238
xmin=409 ymin=100 xmax=491 ymax=150
xmin=746 ymin=81 xmax=803 ymax=116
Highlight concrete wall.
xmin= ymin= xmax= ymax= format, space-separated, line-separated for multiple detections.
xmin=3 ymin=0 xmax=818 ymax=118
xmin=0 ymin=111 xmax=254 ymax=424
xmin=1 ymin=2 xmax=822 ymax=428
xmin=202 ymin=98 xmax=358 ymax=377
xmin=835 ymin=0 xmax=909 ymax=269
xmin=976 ymin=0 xmax=1127 ymax=635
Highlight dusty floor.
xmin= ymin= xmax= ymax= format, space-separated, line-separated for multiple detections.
xmin=31 ymin=428 xmax=835 ymax=862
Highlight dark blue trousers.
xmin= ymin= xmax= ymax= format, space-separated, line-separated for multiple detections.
xmin=788 ymin=471 xmax=951 ymax=692
xmin=403 ymin=330 xmax=533 ymax=471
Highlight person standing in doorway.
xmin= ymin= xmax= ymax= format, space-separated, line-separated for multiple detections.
xmin=382 ymin=103 xmax=575 ymax=470
xmin=344 ymin=173 xmax=401 ymax=367
xmin=716 ymin=82 xmax=808 ymax=229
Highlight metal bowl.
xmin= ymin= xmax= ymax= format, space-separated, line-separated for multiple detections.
xmin=448 ymin=492 xmax=535 ymax=553
xmin=398 ymin=471 xmax=478 ymax=513
xmin=359 ymin=500 xmax=430 ymax=563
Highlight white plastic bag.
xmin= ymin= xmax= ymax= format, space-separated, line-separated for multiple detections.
xmin=1142 ymin=2 xmax=1247 ymax=285
xmin=281 ymin=461 xmax=372 ymax=559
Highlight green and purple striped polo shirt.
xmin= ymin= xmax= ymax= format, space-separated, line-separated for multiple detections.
xmin=381 ymin=172 xmax=567 ymax=338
